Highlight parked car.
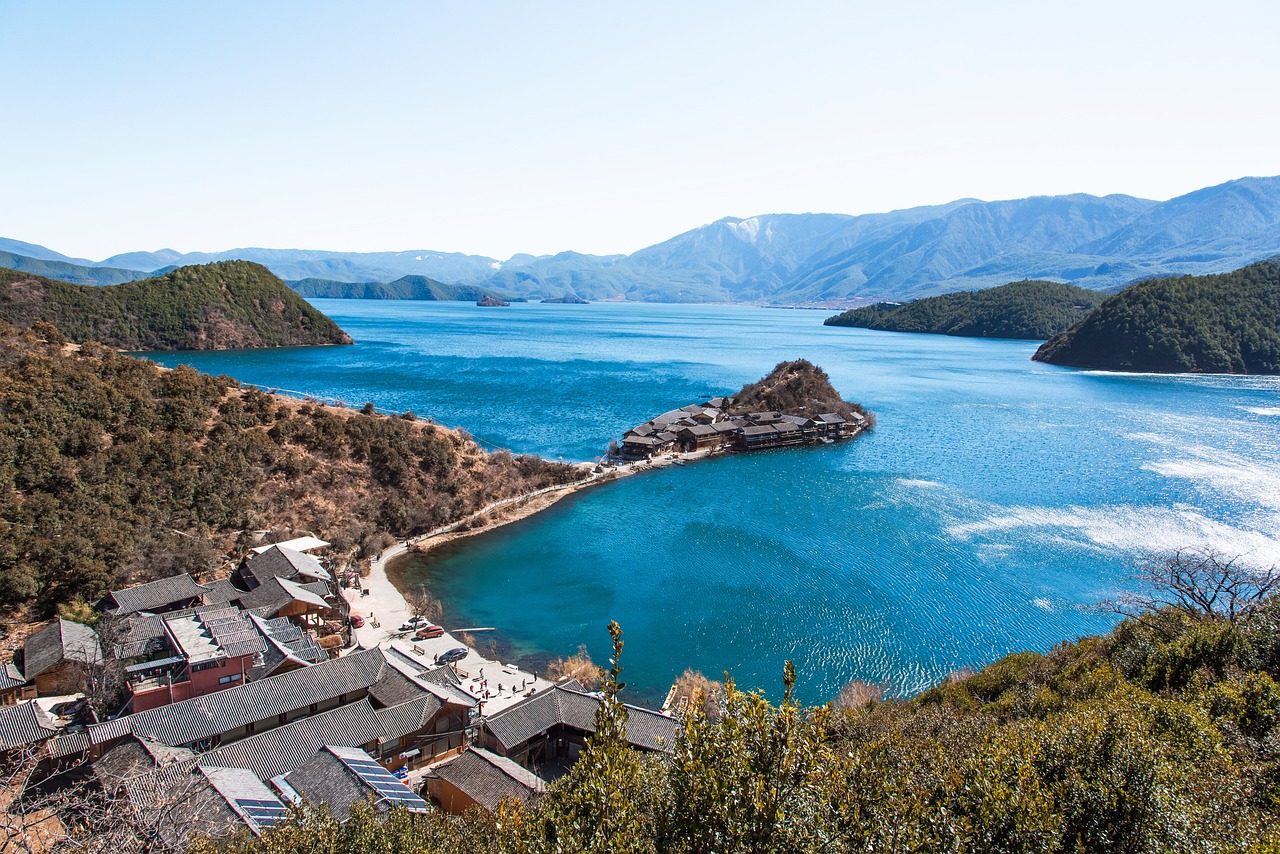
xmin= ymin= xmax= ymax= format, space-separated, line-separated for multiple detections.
xmin=436 ymin=647 xmax=468 ymax=665
xmin=399 ymin=616 xmax=431 ymax=632
xmin=414 ymin=624 xmax=444 ymax=640
xmin=349 ymin=615 xmax=365 ymax=629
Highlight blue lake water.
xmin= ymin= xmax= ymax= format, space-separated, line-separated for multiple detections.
xmin=146 ymin=301 xmax=1280 ymax=705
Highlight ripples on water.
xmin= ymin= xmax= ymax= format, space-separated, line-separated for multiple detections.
xmin=146 ymin=302 xmax=1280 ymax=704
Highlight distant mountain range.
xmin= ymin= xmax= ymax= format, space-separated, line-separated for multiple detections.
xmin=6 ymin=175 xmax=1280 ymax=304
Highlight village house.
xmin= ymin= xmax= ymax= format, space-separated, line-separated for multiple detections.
xmin=16 ymin=619 xmax=102 ymax=697
xmin=99 ymin=573 xmax=211 ymax=617
xmin=425 ymin=746 xmax=545 ymax=815
xmin=475 ymin=681 xmax=677 ymax=775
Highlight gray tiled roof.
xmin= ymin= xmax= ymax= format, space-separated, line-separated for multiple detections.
xmin=482 ymin=684 xmax=676 ymax=753
xmin=45 ymin=729 xmax=90 ymax=758
xmin=376 ymin=694 xmax=444 ymax=742
xmin=0 ymin=701 xmax=59 ymax=751
xmin=243 ymin=546 xmax=331 ymax=589
xmin=238 ymin=576 xmax=331 ymax=615
xmin=192 ymin=699 xmax=386 ymax=781
xmin=23 ymin=619 xmax=101 ymax=680
xmin=0 ymin=662 xmax=26 ymax=690
xmin=105 ymin=574 xmax=209 ymax=615
xmin=113 ymin=613 xmax=169 ymax=661
xmin=429 ymin=747 xmax=544 ymax=811
xmin=87 ymin=647 xmax=391 ymax=749
xmin=368 ymin=665 xmax=431 ymax=708
xmin=93 ymin=736 xmax=197 ymax=792
xmin=200 ymin=578 xmax=244 ymax=607
xmin=284 ymin=748 xmax=374 ymax=823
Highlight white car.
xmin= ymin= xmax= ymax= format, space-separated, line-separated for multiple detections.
xmin=398 ymin=616 xmax=431 ymax=632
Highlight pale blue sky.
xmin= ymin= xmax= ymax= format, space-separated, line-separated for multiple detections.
xmin=2 ymin=0 xmax=1277 ymax=261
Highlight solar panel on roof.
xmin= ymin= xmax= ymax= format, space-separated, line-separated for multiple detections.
xmin=334 ymin=753 xmax=428 ymax=811
xmin=235 ymin=797 xmax=289 ymax=828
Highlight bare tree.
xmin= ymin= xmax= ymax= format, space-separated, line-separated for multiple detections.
xmin=404 ymin=589 xmax=443 ymax=624
xmin=2 ymin=746 xmax=229 ymax=854
xmin=1105 ymin=548 xmax=1280 ymax=626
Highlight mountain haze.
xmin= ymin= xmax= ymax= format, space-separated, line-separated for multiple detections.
xmin=10 ymin=175 xmax=1280 ymax=304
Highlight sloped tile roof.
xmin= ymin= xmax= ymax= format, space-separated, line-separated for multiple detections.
xmin=429 ymin=746 xmax=544 ymax=811
xmin=0 ymin=701 xmax=59 ymax=750
xmin=0 ymin=662 xmax=27 ymax=690
xmin=87 ymin=648 xmax=390 ymax=748
xmin=243 ymin=546 xmax=331 ymax=589
xmin=375 ymin=694 xmax=444 ymax=742
xmin=192 ymin=699 xmax=386 ymax=781
xmin=105 ymin=574 xmax=209 ymax=615
xmin=482 ymin=684 xmax=676 ymax=753
xmin=23 ymin=619 xmax=101 ymax=680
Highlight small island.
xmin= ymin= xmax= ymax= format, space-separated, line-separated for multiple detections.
xmin=477 ymin=295 xmax=511 ymax=307
xmin=612 ymin=359 xmax=873 ymax=461
xmin=541 ymin=294 xmax=590 ymax=304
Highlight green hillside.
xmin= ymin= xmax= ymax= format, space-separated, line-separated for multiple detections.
xmin=824 ymin=280 xmax=1106 ymax=340
xmin=1034 ymin=259 xmax=1280 ymax=373
xmin=0 ymin=321 xmax=576 ymax=613
xmin=0 ymin=260 xmax=353 ymax=350
xmin=0 ymin=250 xmax=146 ymax=286
xmin=290 ymin=274 xmax=513 ymax=302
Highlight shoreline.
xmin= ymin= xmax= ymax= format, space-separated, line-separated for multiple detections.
xmin=346 ymin=451 xmax=714 ymax=663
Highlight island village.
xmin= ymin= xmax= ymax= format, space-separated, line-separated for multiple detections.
xmin=615 ymin=396 xmax=867 ymax=462
xmin=0 ymin=362 xmax=872 ymax=848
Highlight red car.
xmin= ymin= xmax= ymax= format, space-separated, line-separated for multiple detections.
xmin=349 ymin=615 xmax=365 ymax=628
xmin=414 ymin=624 xmax=444 ymax=640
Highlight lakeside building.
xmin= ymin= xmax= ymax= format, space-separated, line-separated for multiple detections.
xmin=619 ymin=402 xmax=866 ymax=461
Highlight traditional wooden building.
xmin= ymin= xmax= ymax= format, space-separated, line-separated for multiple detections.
xmin=19 ymin=619 xmax=101 ymax=696
xmin=426 ymin=746 xmax=544 ymax=814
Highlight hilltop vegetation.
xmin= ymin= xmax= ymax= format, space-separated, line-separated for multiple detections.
xmin=0 ymin=322 xmax=577 ymax=614
xmin=1034 ymin=259 xmax=1280 ymax=373
xmin=824 ymin=280 xmax=1106 ymax=340
xmin=0 ymin=261 xmax=352 ymax=351
xmin=726 ymin=359 xmax=873 ymax=424
xmin=289 ymin=274 xmax=514 ymax=302
xmin=208 ymin=565 xmax=1280 ymax=852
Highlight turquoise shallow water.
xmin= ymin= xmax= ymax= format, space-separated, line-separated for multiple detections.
xmin=146 ymin=301 xmax=1280 ymax=705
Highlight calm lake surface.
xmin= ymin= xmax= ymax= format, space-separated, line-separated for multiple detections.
xmin=146 ymin=301 xmax=1280 ymax=705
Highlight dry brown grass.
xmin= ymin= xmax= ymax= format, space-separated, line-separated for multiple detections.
xmin=546 ymin=644 xmax=602 ymax=690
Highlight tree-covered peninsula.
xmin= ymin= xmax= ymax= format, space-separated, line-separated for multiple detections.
xmin=0 ymin=321 xmax=578 ymax=614
xmin=824 ymin=280 xmax=1106 ymax=340
xmin=0 ymin=260 xmax=353 ymax=350
xmin=1033 ymin=259 xmax=1280 ymax=373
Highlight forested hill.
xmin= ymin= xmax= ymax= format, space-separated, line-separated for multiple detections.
xmin=289 ymin=274 xmax=513 ymax=302
xmin=824 ymin=280 xmax=1106 ymax=340
xmin=0 ymin=321 xmax=579 ymax=613
xmin=0 ymin=261 xmax=353 ymax=350
xmin=1033 ymin=259 xmax=1280 ymax=373
xmin=726 ymin=358 xmax=873 ymax=424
